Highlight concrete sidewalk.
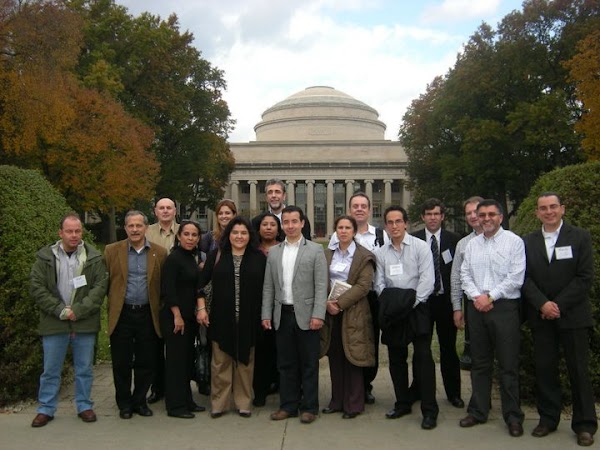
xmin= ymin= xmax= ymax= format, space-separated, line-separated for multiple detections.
xmin=1 ymin=360 xmax=594 ymax=450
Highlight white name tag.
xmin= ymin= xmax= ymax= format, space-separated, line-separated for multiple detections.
xmin=389 ymin=264 xmax=403 ymax=276
xmin=442 ymin=249 xmax=453 ymax=264
xmin=333 ymin=262 xmax=347 ymax=272
xmin=72 ymin=275 xmax=87 ymax=289
xmin=555 ymin=246 xmax=573 ymax=260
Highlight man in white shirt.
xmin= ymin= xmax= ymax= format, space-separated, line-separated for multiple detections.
xmin=374 ymin=205 xmax=438 ymax=430
xmin=328 ymin=192 xmax=388 ymax=404
xmin=459 ymin=199 xmax=525 ymax=437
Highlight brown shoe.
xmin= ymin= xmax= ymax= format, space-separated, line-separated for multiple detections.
xmin=459 ymin=414 xmax=484 ymax=428
xmin=78 ymin=409 xmax=97 ymax=423
xmin=532 ymin=423 xmax=555 ymax=437
xmin=270 ymin=409 xmax=298 ymax=421
xmin=31 ymin=413 xmax=54 ymax=428
xmin=577 ymin=432 xmax=594 ymax=447
xmin=300 ymin=412 xmax=317 ymax=424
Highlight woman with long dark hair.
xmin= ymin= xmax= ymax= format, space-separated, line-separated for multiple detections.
xmin=196 ymin=216 xmax=266 ymax=418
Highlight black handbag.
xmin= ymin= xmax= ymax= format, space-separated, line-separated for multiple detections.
xmin=193 ymin=326 xmax=211 ymax=395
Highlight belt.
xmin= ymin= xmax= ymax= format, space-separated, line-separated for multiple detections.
xmin=123 ymin=303 xmax=150 ymax=310
xmin=281 ymin=304 xmax=295 ymax=312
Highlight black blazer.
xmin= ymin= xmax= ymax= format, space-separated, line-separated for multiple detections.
xmin=412 ymin=228 xmax=460 ymax=294
xmin=522 ymin=222 xmax=594 ymax=329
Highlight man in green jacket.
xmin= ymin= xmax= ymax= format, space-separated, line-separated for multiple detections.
xmin=30 ymin=213 xmax=108 ymax=428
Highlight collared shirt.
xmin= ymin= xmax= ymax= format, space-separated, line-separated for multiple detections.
xmin=125 ymin=240 xmax=150 ymax=305
xmin=460 ymin=227 xmax=525 ymax=301
xmin=328 ymin=223 xmax=389 ymax=253
xmin=450 ymin=230 xmax=478 ymax=311
xmin=542 ymin=220 xmax=563 ymax=262
xmin=56 ymin=241 xmax=85 ymax=306
xmin=374 ymin=233 xmax=434 ymax=305
xmin=329 ymin=240 xmax=356 ymax=286
xmin=281 ymin=237 xmax=301 ymax=305
xmin=146 ymin=222 xmax=179 ymax=251
xmin=425 ymin=228 xmax=444 ymax=294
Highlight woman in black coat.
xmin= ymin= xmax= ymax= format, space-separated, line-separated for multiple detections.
xmin=196 ymin=216 xmax=266 ymax=418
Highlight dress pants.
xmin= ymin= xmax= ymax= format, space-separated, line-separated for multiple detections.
xmin=327 ymin=315 xmax=364 ymax=414
xmin=110 ymin=306 xmax=158 ymax=411
xmin=276 ymin=308 xmax=320 ymax=415
xmin=211 ymin=342 xmax=255 ymax=412
xmin=467 ymin=300 xmax=523 ymax=424
xmin=150 ymin=337 xmax=165 ymax=396
xmin=388 ymin=333 xmax=439 ymax=418
xmin=253 ymin=328 xmax=277 ymax=402
xmin=533 ymin=323 xmax=597 ymax=434
xmin=160 ymin=311 xmax=197 ymax=414
xmin=363 ymin=290 xmax=380 ymax=392
xmin=430 ymin=293 xmax=460 ymax=399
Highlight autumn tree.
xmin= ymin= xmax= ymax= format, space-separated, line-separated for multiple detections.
xmin=0 ymin=0 xmax=159 ymax=217
xmin=70 ymin=0 xmax=235 ymax=211
xmin=565 ymin=30 xmax=600 ymax=161
xmin=400 ymin=0 xmax=600 ymax=226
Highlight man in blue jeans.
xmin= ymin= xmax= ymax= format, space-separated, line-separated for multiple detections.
xmin=29 ymin=212 xmax=108 ymax=427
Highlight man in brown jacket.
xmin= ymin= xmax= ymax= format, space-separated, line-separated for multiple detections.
xmin=105 ymin=210 xmax=167 ymax=419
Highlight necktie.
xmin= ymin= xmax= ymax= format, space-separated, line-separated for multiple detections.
xmin=431 ymin=235 xmax=441 ymax=294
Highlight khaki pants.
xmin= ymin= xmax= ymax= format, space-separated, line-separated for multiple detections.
xmin=211 ymin=342 xmax=255 ymax=413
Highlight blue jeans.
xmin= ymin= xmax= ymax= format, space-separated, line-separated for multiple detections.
xmin=37 ymin=332 xmax=96 ymax=416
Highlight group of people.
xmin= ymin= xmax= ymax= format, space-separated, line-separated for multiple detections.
xmin=29 ymin=182 xmax=597 ymax=446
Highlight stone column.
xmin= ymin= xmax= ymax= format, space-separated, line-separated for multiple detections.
xmin=306 ymin=179 xmax=315 ymax=233
xmin=248 ymin=180 xmax=258 ymax=214
xmin=230 ymin=180 xmax=240 ymax=207
xmin=345 ymin=179 xmax=355 ymax=208
xmin=326 ymin=179 xmax=335 ymax=236
xmin=286 ymin=179 xmax=296 ymax=205
xmin=402 ymin=180 xmax=411 ymax=209
xmin=383 ymin=179 xmax=393 ymax=206
xmin=364 ymin=179 xmax=374 ymax=221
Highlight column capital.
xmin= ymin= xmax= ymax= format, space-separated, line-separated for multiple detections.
xmin=383 ymin=179 xmax=394 ymax=184
xmin=364 ymin=179 xmax=374 ymax=184
xmin=247 ymin=180 xmax=258 ymax=186
xmin=285 ymin=179 xmax=296 ymax=185
xmin=325 ymin=179 xmax=336 ymax=185
xmin=345 ymin=179 xmax=355 ymax=185
xmin=305 ymin=179 xmax=315 ymax=185
xmin=229 ymin=180 xmax=240 ymax=186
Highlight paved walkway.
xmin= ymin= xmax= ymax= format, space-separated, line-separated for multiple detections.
xmin=1 ymin=359 xmax=595 ymax=450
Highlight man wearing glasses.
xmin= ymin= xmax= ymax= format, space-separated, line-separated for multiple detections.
xmin=459 ymin=199 xmax=525 ymax=437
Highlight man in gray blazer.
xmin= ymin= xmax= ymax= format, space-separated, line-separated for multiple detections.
xmin=262 ymin=206 xmax=327 ymax=424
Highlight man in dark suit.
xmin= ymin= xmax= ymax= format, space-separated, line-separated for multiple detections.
xmin=411 ymin=198 xmax=463 ymax=408
xmin=261 ymin=206 xmax=327 ymax=424
xmin=105 ymin=210 xmax=167 ymax=419
xmin=522 ymin=192 xmax=597 ymax=447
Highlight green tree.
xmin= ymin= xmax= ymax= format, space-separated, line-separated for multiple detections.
xmin=400 ymin=0 xmax=600 ymax=225
xmin=69 ymin=0 xmax=235 ymax=211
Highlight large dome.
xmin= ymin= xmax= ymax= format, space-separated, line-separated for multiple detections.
xmin=254 ymin=86 xmax=386 ymax=141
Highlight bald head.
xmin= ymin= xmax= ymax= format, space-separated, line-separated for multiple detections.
xmin=154 ymin=198 xmax=176 ymax=226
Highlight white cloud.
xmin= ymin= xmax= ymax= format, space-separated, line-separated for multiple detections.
xmin=421 ymin=0 xmax=502 ymax=24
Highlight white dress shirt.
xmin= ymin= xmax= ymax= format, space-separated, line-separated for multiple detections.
xmin=450 ymin=231 xmax=478 ymax=311
xmin=460 ymin=227 xmax=525 ymax=301
xmin=281 ymin=238 xmax=301 ymax=305
xmin=328 ymin=224 xmax=389 ymax=253
xmin=542 ymin=220 xmax=563 ymax=262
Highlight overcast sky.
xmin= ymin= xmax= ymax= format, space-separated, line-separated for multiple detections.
xmin=117 ymin=0 xmax=524 ymax=142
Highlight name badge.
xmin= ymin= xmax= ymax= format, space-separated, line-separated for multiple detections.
xmin=389 ymin=264 xmax=403 ymax=276
xmin=73 ymin=275 xmax=87 ymax=289
xmin=333 ymin=262 xmax=347 ymax=272
xmin=555 ymin=246 xmax=573 ymax=260
xmin=442 ymin=249 xmax=453 ymax=264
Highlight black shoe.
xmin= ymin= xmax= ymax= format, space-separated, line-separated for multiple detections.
xmin=365 ymin=392 xmax=376 ymax=404
xmin=239 ymin=411 xmax=251 ymax=418
xmin=342 ymin=412 xmax=359 ymax=419
xmin=147 ymin=391 xmax=163 ymax=404
xmin=508 ymin=422 xmax=524 ymax=437
xmin=421 ymin=416 xmax=437 ymax=430
xmin=385 ymin=408 xmax=411 ymax=419
xmin=253 ymin=397 xmax=266 ymax=407
xmin=168 ymin=411 xmax=195 ymax=419
xmin=210 ymin=411 xmax=223 ymax=419
xmin=449 ymin=397 xmax=465 ymax=408
xmin=133 ymin=405 xmax=153 ymax=417
xmin=188 ymin=403 xmax=206 ymax=413
xmin=532 ymin=423 xmax=556 ymax=437
xmin=322 ymin=407 xmax=341 ymax=414
xmin=119 ymin=409 xmax=133 ymax=419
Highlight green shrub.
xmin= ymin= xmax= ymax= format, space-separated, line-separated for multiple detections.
xmin=0 ymin=166 xmax=73 ymax=405
xmin=513 ymin=161 xmax=600 ymax=403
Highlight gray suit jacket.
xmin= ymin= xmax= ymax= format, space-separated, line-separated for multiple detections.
xmin=262 ymin=238 xmax=328 ymax=330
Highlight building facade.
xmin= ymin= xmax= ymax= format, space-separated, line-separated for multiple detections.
xmin=223 ymin=86 xmax=410 ymax=239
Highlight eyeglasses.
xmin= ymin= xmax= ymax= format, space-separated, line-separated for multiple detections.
xmin=477 ymin=212 xmax=500 ymax=219
xmin=386 ymin=220 xmax=405 ymax=226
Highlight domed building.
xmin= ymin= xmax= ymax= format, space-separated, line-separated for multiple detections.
xmin=225 ymin=86 xmax=410 ymax=238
